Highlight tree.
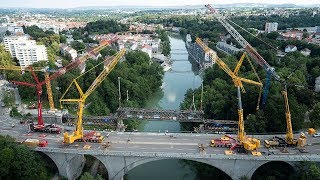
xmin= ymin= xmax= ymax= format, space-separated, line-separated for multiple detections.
xmin=60 ymin=35 xmax=67 ymax=43
xmin=0 ymin=135 xmax=49 ymax=180
xmin=79 ymin=172 xmax=104 ymax=180
xmin=310 ymin=102 xmax=320 ymax=127
xmin=3 ymin=91 xmax=14 ymax=107
xmin=266 ymin=31 xmax=279 ymax=40
xmin=5 ymin=30 xmax=11 ymax=36
xmin=71 ymin=41 xmax=85 ymax=52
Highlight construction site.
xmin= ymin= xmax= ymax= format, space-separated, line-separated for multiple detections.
xmin=0 ymin=3 xmax=319 ymax=180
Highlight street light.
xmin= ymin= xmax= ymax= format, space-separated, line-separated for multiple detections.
xmin=118 ymin=77 xmax=121 ymax=108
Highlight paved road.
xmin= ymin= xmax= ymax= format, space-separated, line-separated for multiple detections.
xmin=1 ymin=107 xmax=320 ymax=156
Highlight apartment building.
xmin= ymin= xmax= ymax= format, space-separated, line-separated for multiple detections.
xmin=3 ymin=35 xmax=48 ymax=67
xmin=265 ymin=22 xmax=278 ymax=33
xmin=16 ymin=45 xmax=48 ymax=67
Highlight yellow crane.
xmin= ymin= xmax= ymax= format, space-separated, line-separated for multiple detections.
xmin=0 ymin=40 xmax=113 ymax=112
xmin=196 ymin=38 xmax=263 ymax=155
xmin=0 ymin=66 xmax=56 ymax=110
xmin=264 ymin=85 xmax=307 ymax=149
xmin=60 ymin=49 xmax=125 ymax=144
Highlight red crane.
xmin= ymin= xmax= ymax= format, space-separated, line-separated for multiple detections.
xmin=12 ymin=40 xmax=114 ymax=132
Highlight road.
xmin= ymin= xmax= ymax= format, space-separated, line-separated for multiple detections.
xmin=1 ymin=106 xmax=320 ymax=156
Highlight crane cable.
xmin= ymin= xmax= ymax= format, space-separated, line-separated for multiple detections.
xmin=224 ymin=17 xmax=305 ymax=82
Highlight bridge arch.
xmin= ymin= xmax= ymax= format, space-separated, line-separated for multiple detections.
xmin=124 ymin=158 xmax=232 ymax=180
xmin=36 ymin=151 xmax=59 ymax=175
xmin=252 ymin=161 xmax=296 ymax=180
xmin=95 ymin=156 xmax=234 ymax=180
xmin=43 ymin=151 xmax=85 ymax=180
xmin=83 ymin=155 xmax=108 ymax=179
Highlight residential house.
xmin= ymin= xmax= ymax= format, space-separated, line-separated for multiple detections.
xmin=60 ymin=44 xmax=77 ymax=60
xmin=285 ymin=45 xmax=297 ymax=53
xmin=281 ymin=31 xmax=304 ymax=40
xmin=300 ymin=48 xmax=311 ymax=56
xmin=141 ymin=44 xmax=152 ymax=59
xmin=86 ymin=49 xmax=102 ymax=60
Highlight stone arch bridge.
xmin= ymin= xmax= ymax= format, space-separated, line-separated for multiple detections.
xmin=37 ymin=148 xmax=320 ymax=180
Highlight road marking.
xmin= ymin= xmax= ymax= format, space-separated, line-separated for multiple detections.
xmin=114 ymin=141 xmax=198 ymax=146
xmin=110 ymin=146 xmax=197 ymax=151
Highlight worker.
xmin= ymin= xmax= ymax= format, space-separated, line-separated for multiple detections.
xmin=11 ymin=123 xmax=15 ymax=128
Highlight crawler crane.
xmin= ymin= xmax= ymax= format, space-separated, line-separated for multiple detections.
xmin=196 ymin=38 xmax=262 ymax=155
xmin=60 ymin=49 xmax=125 ymax=144
xmin=264 ymin=85 xmax=307 ymax=149
xmin=6 ymin=40 xmax=113 ymax=133
xmin=205 ymin=4 xmax=282 ymax=108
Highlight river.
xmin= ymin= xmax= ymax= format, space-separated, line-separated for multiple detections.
xmin=125 ymin=35 xmax=203 ymax=179
xmin=143 ymin=35 xmax=202 ymax=132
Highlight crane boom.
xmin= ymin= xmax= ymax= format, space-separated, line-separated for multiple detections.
xmin=282 ymin=87 xmax=293 ymax=143
xmin=205 ymin=4 xmax=281 ymax=107
xmin=9 ymin=41 xmax=113 ymax=126
xmin=196 ymin=37 xmax=262 ymax=143
xmin=40 ymin=40 xmax=112 ymax=86
xmin=60 ymin=49 xmax=125 ymax=144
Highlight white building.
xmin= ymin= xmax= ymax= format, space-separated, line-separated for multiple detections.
xmin=265 ymin=22 xmax=278 ymax=33
xmin=141 ymin=44 xmax=152 ymax=59
xmin=7 ymin=26 xmax=24 ymax=35
xmin=300 ymin=48 xmax=311 ymax=56
xmin=16 ymin=45 xmax=48 ymax=67
xmin=3 ymin=35 xmax=48 ymax=67
xmin=60 ymin=44 xmax=77 ymax=60
xmin=285 ymin=45 xmax=297 ymax=53
xmin=3 ymin=36 xmax=33 ymax=58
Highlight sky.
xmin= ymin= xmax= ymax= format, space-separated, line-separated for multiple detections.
xmin=0 ymin=0 xmax=319 ymax=8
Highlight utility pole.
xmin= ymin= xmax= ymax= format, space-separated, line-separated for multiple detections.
xmin=118 ymin=77 xmax=121 ymax=108
xmin=126 ymin=90 xmax=129 ymax=101
xmin=200 ymin=81 xmax=203 ymax=111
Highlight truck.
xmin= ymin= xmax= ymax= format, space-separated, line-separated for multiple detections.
xmin=82 ymin=132 xmax=104 ymax=143
xmin=210 ymin=136 xmax=233 ymax=148
xmin=23 ymin=139 xmax=48 ymax=147
xmin=29 ymin=123 xmax=62 ymax=134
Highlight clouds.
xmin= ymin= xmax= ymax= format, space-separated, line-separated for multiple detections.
xmin=0 ymin=0 xmax=318 ymax=8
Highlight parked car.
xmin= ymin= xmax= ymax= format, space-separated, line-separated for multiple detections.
xmin=313 ymin=133 xmax=320 ymax=137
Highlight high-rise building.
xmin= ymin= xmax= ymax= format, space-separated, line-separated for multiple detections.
xmin=3 ymin=36 xmax=33 ymax=57
xmin=265 ymin=22 xmax=278 ymax=33
xmin=3 ymin=35 xmax=48 ymax=67
xmin=16 ymin=45 xmax=48 ymax=67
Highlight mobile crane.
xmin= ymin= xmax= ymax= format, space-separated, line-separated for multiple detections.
xmin=9 ymin=40 xmax=113 ymax=133
xmin=60 ymin=49 xmax=125 ymax=144
xmin=196 ymin=38 xmax=262 ymax=155
xmin=264 ymin=85 xmax=307 ymax=149
xmin=205 ymin=4 xmax=282 ymax=108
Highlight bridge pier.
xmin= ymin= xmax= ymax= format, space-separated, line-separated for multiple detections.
xmin=44 ymin=152 xmax=85 ymax=180
xmin=117 ymin=119 xmax=126 ymax=132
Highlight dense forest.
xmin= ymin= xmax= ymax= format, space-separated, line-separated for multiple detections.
xmin=0 ymin=23 xmax=164 ymax=130
xmin=137 ymin=14 xmax=320 ymax=132
xmin=0 ymin=135 xmax=50 ymax=180
xmin=68 ymin=20 xmax=129 ymax=41
xmin=2 ymin=49 xmax=164 ymax=117
xmin=65 ymin=50 xmax=164 ymax=116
